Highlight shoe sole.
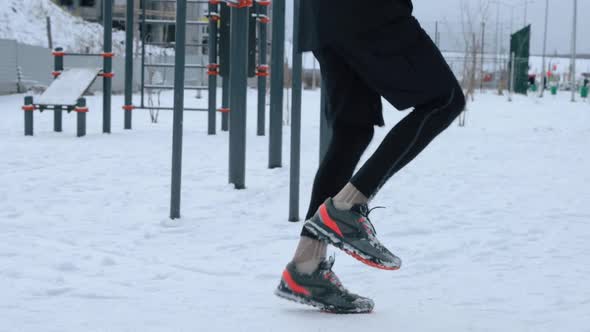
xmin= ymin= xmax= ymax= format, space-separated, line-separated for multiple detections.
xmin=274 ymin=285 xmax=373 ymax=314
xmin=304 ymin=219 xmax=401 ymax=271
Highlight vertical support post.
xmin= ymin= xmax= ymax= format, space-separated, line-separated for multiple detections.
xmin=221 ymin=79 xmax=230 ymax=131
xmin=480 ymin=22 xmax=485 ymax=92
xmin=124 ymin=0 xmax=134 ymax=129
xmin=170 ymin=0 xmax=187 ymax=219
xmin=23 ymin=96 xmax=34 ymax=136
xmin=46 ymin=17 xmax=53 ymax=50
xmin=319 ymin=81 xmax=331 ymax=163
xmin=540 ymin=0 xmax=549 ymax=97
xmin=53 ymin=47 xmax=64 ymax=132
xmin=509 ymin=52 xmax=516 ymax=102
xmin=269 ymin=0 xmax=285 ymax=168
xmin=219 ymin=2 xmax=230 ymax=132
xmin=228 ymin=0 xmax=250 ymax=189
xmin=76 ymin=98 xmax=88 ymax=137
xmin=140 ymin=1 xmax=147 ymax=108
xmin=289 ymin=0 xmax=302 ymax=222
xmin=103 ymin=0 xmax=113 ymax=134
xmin=256 ymin=1 xmax=269 ymax=136
xmin=434 ymin=21 xmax=439 ymax=47
xmin=570 ymin=0 xmax=577 ymax=102
xmin=207 ymin=2 xmax=219 ymax=135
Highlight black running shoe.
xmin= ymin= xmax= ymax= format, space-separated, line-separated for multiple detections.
xmin=303 ymin=198 xmax=402 ymax=270
xmin=274 ymin=257 xmax=374 ymax=314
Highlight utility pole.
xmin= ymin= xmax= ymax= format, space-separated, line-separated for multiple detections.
xmin=570 ymin=0 xmax=577 ymax=102
xmin=540 ymin=0 xmax=549 ymax=97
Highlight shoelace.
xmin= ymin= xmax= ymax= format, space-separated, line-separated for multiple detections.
xmin=320 ymin=256 xmax=347 ymax=291
xmin=357 ymin=205 xmax=385 ymax=235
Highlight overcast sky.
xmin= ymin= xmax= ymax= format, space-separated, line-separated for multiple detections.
xmin=286 ymin=0 xmax=590 ymax=54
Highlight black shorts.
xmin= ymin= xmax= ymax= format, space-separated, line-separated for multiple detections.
xmin=313 ymin=16 xmax=460 ymax=129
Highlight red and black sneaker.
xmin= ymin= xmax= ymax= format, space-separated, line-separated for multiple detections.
xmin=304 ymin=198 xmax=402 ymax=270
xmin=275 ymin=257 xmax=374 ymax=314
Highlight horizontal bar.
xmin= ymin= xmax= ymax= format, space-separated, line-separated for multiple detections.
xmin=144 ymin=84 xmax=208 ymax=90
xmin=137 ymin=106 xmax=207 ymax=112
xmin=143 ymin=19 xmax=208 ymax=25
xmin=145 ymin=63 xmax=206 ymax=69
xmin=147 ymin=0 xmax=209 ymax=3
xmin=62 ymin=52 xmax=104 ymax=57
xmin=144 ymin=41 xmax=205 ymax=47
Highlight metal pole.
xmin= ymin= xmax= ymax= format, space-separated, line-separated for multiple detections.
xmin=509 ymin=52 xmax=516 ymax=102
xmin=170 ymin=0 xmax=187 ymax=219
xmin=124 ymin=0 xmax=134 ymax=129
xmin=76 ymin=98 xmax=87 ymax=137
xmin=46 ymin=17 xmax=53 ymax=50
xmin=570 ymin=0 xmax=577 ymax=102
xmin=222 ymin=78 xmax=230 ymax=131
xmin=434 ymin=21 xmax=439 ymax=47
xmin=257 ymin=1 xmax=269 ymax=136
xmin=220 ymin=2 xmax=230 ymax=132
xmin=269 ymin=0 xmax=285 ymax=169
xmin=495 ymin=2 xmax=500 ymax=91
xmin=539 ymin=0 xmax=549 ymax=97
xmin=228 ymin=0 xmax=251 ymax=189
xmin=524 ymin=0 xmax=529 ymax=27
xmin=207 ymin=2 xmax=219 ymax=135
xmin=103 ymin=0 xmax=113 ymax=134
xmin=53 ymin=47 xmax=63 ymax=132
xmin=140 ymin=1 xmax=146 ymax=108
xmin=289 ymin=0 xmax=302 ymax=222
xmin=480 ymin=22 xmax=485 ymax=92
xmin=24 ymin=96 xmax=34 ymax=136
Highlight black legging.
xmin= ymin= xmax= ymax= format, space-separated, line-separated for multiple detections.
xmin=301 ymin=87 xmax=465 ymax=238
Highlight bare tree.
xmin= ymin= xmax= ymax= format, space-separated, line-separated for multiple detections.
xmin=458 ymin=0 xmax=491 ymax=126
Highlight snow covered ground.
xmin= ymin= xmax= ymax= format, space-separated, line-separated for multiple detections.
xmin=1 ymin=90 xmax=590 ymax=331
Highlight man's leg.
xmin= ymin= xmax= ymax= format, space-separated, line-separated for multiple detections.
xmin=332 ymin=16 xmax=466 ymax=200
xmin=292 ymin=49 xmax=381 ymax=274
xmin=300 ymin=16 xmax=465 ymax=270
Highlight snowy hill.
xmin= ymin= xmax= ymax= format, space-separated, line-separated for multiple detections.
xmin=0 ymin=0 xmax=126 ymax=54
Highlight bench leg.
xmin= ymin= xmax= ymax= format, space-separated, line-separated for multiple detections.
xmin=54 ymin=106 xmax=62 ymax=132
xmin=23 ymin=96 xmax=34 ymax=136
xmin=76 ymin=98 xmax=87 ymax=137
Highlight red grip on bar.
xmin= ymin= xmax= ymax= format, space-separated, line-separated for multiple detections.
xmin=258 ymin=16 xmax=270 ymax=24
xmin=209 ymin=0 xmax=221 ymax=4
xmin=100 ymin=72 xmax=115 ymax=78
xmin=75 ymin=107 xmax=89 ymax=113
xmin=122 ymin=105 xmax=134 ymax=111
xmin=218 ymin=108 xmax=230 ymax=113
xmin=207 ymin=63 xmax=220 ymax=76
xmin=256 ymin=65 xmax=269 ymax=77
xmin=52 ymin=51 xmax=65 ymax=57
xmin=22 ymin=105 xmax=35 ymax=111
xmin=52 ymin=71 xmax=62 ymax=78
xmin=227 ymin=0 xmax=253 ymax=8
xmin=256 ymin=0 xmax=271 ymax=6
xmin=102 ymin=52 xmax=115 ymax=58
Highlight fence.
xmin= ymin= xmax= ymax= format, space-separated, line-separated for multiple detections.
xmin=0 ymin=38 xmax=147 ymax=95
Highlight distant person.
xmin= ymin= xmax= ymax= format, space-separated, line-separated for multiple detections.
xmin=275 ymin=0 xmax=466 ymax=313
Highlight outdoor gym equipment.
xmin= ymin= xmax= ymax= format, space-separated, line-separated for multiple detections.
xmin=23 ymin=67 xmax=101 ymax=137
xmin=21 ymin=0 xmax=114 ymax=137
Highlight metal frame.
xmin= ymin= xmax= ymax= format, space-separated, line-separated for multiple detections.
xmin=128 ymin=0 xmax=218 ymax=131
xmin=268 ymin=0 xmax=285 ymax=168
xmin=288 ymin=0 xmax=302 ymax=221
